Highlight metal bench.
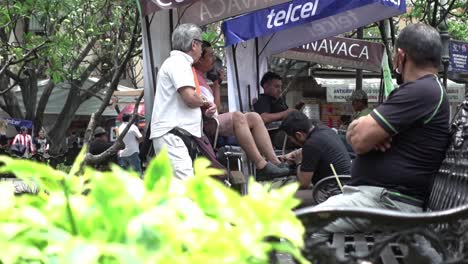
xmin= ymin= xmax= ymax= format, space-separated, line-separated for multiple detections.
xmin=288 ymin=97 xmax=468 ymax=264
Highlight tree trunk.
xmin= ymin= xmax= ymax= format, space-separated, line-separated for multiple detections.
xmin=0 ymin=74 xmax=24 ymax=119
xmin=21 ymin=68 xmax=38 ymax=122
xmin=47 ymin=81 xmax=82 ymax=154
xmin=34 ymin=80 xmax=54 ymax=134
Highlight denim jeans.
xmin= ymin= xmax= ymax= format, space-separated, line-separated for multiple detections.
xmin=118 ymin=152 xmax=142 ymax=176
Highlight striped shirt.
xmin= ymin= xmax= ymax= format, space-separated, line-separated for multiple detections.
xmin=11 ymin=134 xmax=35 ymax=153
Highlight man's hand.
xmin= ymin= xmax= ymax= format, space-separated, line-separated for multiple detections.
xmin=217 ymin=69 xmax=225 ymax=83
xmin=295 ymin=101 xmax=305 ymax=110
xmin=346 ymin=115 xmax=391 ymax=154
xmin=346 ymin=118 xmax=360 ymax=144
xmin=204 ymin=101 xmax=217 ymax=118
xmin=279 ymin=149 xmax=302 ymax=164
xmin=375 ymin=137 xmax=392 ymax=152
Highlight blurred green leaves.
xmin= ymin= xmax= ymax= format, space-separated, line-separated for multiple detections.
xmin=0 ymin=149 xmax=308 ymax=263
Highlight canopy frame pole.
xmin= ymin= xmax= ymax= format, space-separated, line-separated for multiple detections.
xmin=145 ymin=15 xmax=157 ymax=95
xmin=255 ymin=37 xmax=260 ymax=97
xmin=232 ymin=44 xmax=244 ymax=112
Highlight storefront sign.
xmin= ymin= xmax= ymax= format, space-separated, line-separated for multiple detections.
xmin=449 ymin=40 xmax=468 ymax=73
xmin=326 ymin=81 xmax=465 ymax=103
xmin=275 ymin=37 xmax=384 ymax=72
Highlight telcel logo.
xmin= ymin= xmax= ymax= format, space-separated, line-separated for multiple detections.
xmin=383 ymin=0 xmax=400 ymax=5
xmin=267 ymin=0 xmax=319 ymax=29
xmin=152 ymin=0 xmax=186 ymax=8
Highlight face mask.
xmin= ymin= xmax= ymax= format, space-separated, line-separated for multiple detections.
xmin=394 ymin=68 xmax=404 ymax=85
xmin=393 ymin=54 xmax=406 ymax=85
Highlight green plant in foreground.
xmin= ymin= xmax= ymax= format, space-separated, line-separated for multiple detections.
xmin=0 ymin=148 xmax=309 ymax=264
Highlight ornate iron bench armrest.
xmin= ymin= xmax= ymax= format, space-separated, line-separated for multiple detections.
xmin=295 ymin=204 xmax=468 ymax=232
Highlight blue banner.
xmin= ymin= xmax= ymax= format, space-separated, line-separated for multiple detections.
xmin=449 ymin=40 xmax=468 ymax=73
xmin=222 ymin=0 xmax=405 ymax=47
xmin=4 ymin=118 xmax=33 ymax=129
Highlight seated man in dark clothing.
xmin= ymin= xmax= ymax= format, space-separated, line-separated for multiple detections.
xmin=314 ymin=24 xmax=450 ymax=235
xmin=254 ymin=71 xmax=305 ymax=124
xmin=89 ymin=127 xmax=117 ymax=170
xmin=254 ymin=72 xmax=304 ymax=148
xmin=279 ymin=112 xmax=351 ymax=189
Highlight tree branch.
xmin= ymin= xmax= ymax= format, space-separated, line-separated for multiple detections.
xmin=0 ymin=80 xmax=18 ymax=95
xmin=431 ymin=0 xmax=439 ymax=27
xmin=435 ymin=0 xmax=457 ymax=26
xmin=83 ymin=10 xmax=140 ymax=145
xmin=70 ymin=37 xmax=98 ymax=73
xmin=35 ymin=80 xmax=55 ymax=132
xmin=4 ymin=69 xmax=20 ymax=82
xmin=84 ymin=91 xmax=144 ymax=166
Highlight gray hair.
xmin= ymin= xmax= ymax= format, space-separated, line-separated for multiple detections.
xmin=396 ymin=23 xmax=442 ymax=68
xmin=172 ymin=23 xmax=202 ymax=52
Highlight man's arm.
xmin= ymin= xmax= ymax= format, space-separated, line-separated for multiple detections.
xmin=298 ymin=145 xmax=320 ymax=189
xmin=260 ymin=109 xmax=294 ymax=124
xmin=346 ymin=115 xmax=390 ymax=155
xmin=178 ymin=86 xmax=205 ymax=108
xmin=297 ymin=166 xmax=314 ymax=189
xmin=133 ymin=126 xmax=144 ymax=143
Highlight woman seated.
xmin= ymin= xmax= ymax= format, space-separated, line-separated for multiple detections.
xmin=194 ymin=41 xmax=289 ymax=179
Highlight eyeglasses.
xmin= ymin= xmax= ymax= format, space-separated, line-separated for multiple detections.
xmin=193 ymin=38 xmax=203 ymax=44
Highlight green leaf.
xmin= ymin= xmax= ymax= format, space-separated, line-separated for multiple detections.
xmin=144 ymin=147 xmax=172 ymax=193
xmin=68 ymin=144 xmax=87 ymax=178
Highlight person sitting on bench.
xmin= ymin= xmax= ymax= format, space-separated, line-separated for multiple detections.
xmin=193 ymin=41 xmax=289 ymax=179
xmin=314 ymin=23 xmax=450 ymax=235
xmin=279 ymin=111 xmax=351 ymax=189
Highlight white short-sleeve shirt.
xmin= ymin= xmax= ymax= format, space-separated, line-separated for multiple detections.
xmin=150 ymin=51 xmax=202 ymax=139
xmin=118 ymin=122 xmax=143 ymax=157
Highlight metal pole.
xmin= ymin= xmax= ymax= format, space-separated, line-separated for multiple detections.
xmin=232 ymin=45 xmax=244 ymax=112
xmin=438 ymin=0 xmax=450 ymax=90
xmin=255 ymin=38 xmax=260 ymax=96
xmin=356 ymin=28 xmax=364 ymax=90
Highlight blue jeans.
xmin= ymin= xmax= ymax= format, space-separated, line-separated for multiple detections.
xmin=118 ymin=152 xmax=142 ymax=176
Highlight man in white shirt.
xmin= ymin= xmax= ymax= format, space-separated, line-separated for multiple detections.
xmin=118 ymin=113 xmax=143 ymax=175
xmin=150 ymin=23 xmax=216 ymax=179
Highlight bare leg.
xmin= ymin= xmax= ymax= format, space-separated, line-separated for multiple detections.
xmin=245 ymin=112 xmax=281 ymax=165
xmin=231 ymin=112 xmax=267 ymax=169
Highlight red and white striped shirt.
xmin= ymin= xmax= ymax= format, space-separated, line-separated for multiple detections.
xmin=11 ymin=134 xmax=35 ymax=153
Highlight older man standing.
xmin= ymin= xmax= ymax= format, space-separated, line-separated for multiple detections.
xmin=150 ymin=23 xmax=216 ymax=179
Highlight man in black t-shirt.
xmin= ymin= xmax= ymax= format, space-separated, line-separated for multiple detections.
xmin=254 ymin=72 xmax=304 ymax=148
xmin=280 ymin=112 xmax=351 ymax=189
xmin=89 ymin=127 xmax=117 ymax=171
xmin=314 ymin=24 xmax=450 ymax=235
xmin=254 ymin=72 xmax=295 ymax=124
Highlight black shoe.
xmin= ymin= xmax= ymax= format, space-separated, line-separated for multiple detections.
xmin=256 ymin=162 xmax=290 ymax=181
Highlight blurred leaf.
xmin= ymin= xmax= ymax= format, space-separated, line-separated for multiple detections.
xmin=144 ymin=148 xmax=172 ymax=193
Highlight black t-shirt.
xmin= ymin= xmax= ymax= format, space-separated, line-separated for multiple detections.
xmin=253 ymin=94 xmax=288 ymax=114
xmin=89 ymin=139 xmax=117 ymax=165
xmin=350 ymin=74 xmax=450 ymax=201
xmin=301 ymin=125 xmax=351 ymax=184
